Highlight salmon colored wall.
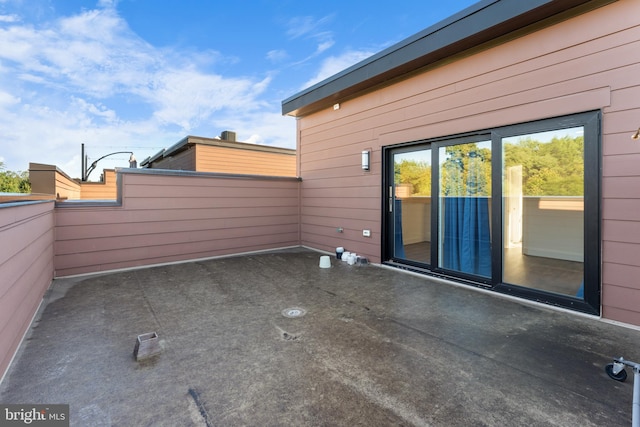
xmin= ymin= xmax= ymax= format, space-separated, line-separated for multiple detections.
xmin=296 ymin=0 xmax=640 ymax=326
xmin=54 ymin=171 xmax=301 ymax=277
xmin=0 ymin=201 xmax=54 ymax=380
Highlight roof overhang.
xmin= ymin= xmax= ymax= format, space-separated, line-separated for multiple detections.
xmin=281 ymin=0 xmax=612 ymax=117
xmin=140 ymin=136 xmax=296 ymax=167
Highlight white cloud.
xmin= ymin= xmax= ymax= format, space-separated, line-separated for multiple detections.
xmin=285 ymin=14 xmax=335 ymax=65
xmin=301 ymin=49 xmax=374 ymax=89
xmin=316 ymin=40 xmax=334 ymax=55
xmin=267 ymin=49 xmax=288 ymax=63
xmin=0 ymin=3 xmax=294 ymax=174
xmin=0 ymin=14 xmax=19 ymax=22
xmin=0 ymin=90 xmax=20 ymax=106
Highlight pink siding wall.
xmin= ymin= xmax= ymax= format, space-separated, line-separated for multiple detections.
xmin=0 ymin=201 xmax=54 ymax=379
xmin=296 ymin=0 xmax=640 ymax=325
xmin=54 ymin=171 xmax=300 ymax=277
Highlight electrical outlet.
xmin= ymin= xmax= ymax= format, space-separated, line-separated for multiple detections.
xmin=363 ymin=229 xmax=371 ymax=237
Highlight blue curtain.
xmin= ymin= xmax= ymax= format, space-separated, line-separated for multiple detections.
xmin=443 ymin=152 xmax=491 ymax=277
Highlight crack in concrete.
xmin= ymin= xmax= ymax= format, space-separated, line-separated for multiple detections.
xmin=188 ymin=387 xmax=212 ymax=427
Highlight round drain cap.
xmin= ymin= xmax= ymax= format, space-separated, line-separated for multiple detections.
xmin=282 ymin=307 xmax=306 ymax=318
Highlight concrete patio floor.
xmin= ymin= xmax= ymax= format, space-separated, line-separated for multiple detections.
xmin=1 ymin=248 xmax=639 ymax=426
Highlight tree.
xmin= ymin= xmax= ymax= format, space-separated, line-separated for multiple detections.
xmin=0 ymin=162 xmax=31 ymax=193
xmin=503 ymin=135 xmax=583 ymax=196
xmin=440 ymin=142 xmax=492 ymax=196
xmin=395 ymin=159 xmax=432 ymax=196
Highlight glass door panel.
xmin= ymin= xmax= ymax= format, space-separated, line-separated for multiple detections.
xmin=392 ymin=149 xmax=432 ymax=263
xmin=502 ymin=127 xmax=584 ymax=298
xmin=438 ymin=141 xmax=492 ymax=278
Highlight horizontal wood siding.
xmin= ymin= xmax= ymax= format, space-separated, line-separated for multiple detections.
xmin=148 ymin=148 xmax=196 ymax=171
xmin=79 ymin=169 xmax=118 ymax=200
xmin=0 ymin=201 xmax=54 ymax=380
xmin=29 ymin=164 xmax=81 ymax=199
xmin=196 ymin=145 xmax=296 ymax=176
xmin=29 ymin=164 xmax=119 ymax=200
xmin=296 ymin=0 xmax=640 ymax=325
xmin=54 ymin=171 xmax=300 ymax=276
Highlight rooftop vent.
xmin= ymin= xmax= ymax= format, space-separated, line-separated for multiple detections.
xmin=221 ymin=130 xmax=236 ymax=141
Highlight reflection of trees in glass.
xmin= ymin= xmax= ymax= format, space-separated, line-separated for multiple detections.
xmin=440 ymin=143 xmax=491 ymax=196
xmin=395 ymin=160 xmax=431 ymax=195
xmin=504 ymin=135 xmax=583 ymax=196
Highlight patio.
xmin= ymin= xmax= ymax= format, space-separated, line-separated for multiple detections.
xmin=1 ymin=248 xmax=638 ymax=426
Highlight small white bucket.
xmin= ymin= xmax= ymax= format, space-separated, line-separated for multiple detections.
xmin=319 ymin=255 xmax=331 ymax=268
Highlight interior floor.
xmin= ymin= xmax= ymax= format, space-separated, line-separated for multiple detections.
xmin=402 ymin=241 xmax=583 ymax=297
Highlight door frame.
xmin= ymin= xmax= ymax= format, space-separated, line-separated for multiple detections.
xmin=382 ymin=111 xmax=601 ymax=315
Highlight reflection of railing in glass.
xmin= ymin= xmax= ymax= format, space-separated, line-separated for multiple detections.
xmin=502 ymin=127 xmax=584 ymax=298
xmin=393 ymin=149 xmax=432 ymax=261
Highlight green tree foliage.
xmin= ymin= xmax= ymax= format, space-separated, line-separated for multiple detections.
xmin=504 ymin=135 xmax=583 ymax=196
xmin=395 ymin=133 xmax=583 ymax=198
xmin=0 ymin=162 xmax=31 ymax=193
xmin=440 ymin=142 xmax=492 ymax=196
xmin=395 ymin=159 xmax=432 ymax=196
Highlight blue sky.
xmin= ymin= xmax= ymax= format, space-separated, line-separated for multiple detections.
xmin=0 ymin=0 xmax=478 ymax=178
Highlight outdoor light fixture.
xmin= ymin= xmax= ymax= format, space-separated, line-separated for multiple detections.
xmin=632 ymin=127 xmax=640 ymax=140
xmin=81 ymin=143 xmax=136 ymax=181
xmin=362 ymin=150 xmax=371 ymax=171
xmin=333 ymin=103 xmax=340 ymax=110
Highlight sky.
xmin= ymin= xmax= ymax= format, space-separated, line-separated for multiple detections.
xmin=0 ymin=0 xmax=478 ymax=179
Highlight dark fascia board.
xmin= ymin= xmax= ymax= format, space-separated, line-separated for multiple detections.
xmin=161 ymin=136 xmax=190 ymax=159
xmin=122 ymin=167 xmax=301 ymax=182
xmin=185 ymin=136 xmax=296 ymax=155
xmin=141 ymin=135 xmax=296 ymax=168
xmin=140 ymin=138 xmax=188 ymax=168
xmin=281 ymin=0 xmax=598 ymax=117
xmin=140 ymin=150 xmax=165 ymax=167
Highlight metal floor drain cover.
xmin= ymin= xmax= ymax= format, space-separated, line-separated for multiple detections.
xmin=282 ymin=307 xmax=306 ymax=318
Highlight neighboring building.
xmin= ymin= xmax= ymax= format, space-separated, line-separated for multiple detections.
xmin=28 ymin=133 xmax=296 ymax=200
xmin=282 ymin=0 xmax=640 ymax=325
xmin=29 ymin=163 xmax=118 ymax=200
xmin=140 ymin=131 xmax=297 ymax=177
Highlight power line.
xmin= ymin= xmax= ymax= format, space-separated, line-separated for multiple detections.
xmin=86 ymin=146 xmax=166 ymax=150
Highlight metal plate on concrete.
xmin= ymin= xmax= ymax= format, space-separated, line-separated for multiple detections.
xmin=282 ymin=307 xmax=306 ymax=318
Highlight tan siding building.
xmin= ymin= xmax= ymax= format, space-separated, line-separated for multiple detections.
xmin=142 ymin=134 xmax=297 ymax=177
xmin=29 ymin=163 xmax=117 ymax=201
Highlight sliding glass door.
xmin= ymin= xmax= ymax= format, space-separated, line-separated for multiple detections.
xmin=383 ymin=111 xmax=600 ymax=314
xmin=501 ymin=127 xmax=585 ymax=298
xmin=391 ymin=148 xmax=432 ymax=264
xmin=438 ymin=140 xmax=491 ymax=278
